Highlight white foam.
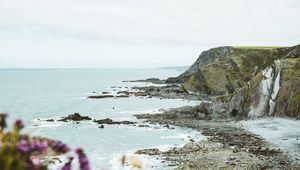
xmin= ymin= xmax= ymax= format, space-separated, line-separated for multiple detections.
xmin=31 ymin=118 xmax=63 ymax=128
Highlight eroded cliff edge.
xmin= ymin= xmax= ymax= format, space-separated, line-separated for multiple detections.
xmin=167 ymin=45 xmax=300 ymax=119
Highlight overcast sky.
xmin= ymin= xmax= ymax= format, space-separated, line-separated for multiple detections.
xmin=0 ymin=0 xmax=299 ymax=68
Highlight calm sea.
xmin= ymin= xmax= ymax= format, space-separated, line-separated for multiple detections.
xmin=0 ymin=68 xmax=203 ymax=169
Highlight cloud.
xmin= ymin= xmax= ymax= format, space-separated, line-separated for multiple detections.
xmin=0 ymin=0 xmax=299 ymax=68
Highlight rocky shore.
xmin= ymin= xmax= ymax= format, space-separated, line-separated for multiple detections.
xmin=87 ymin=84 xmax=203 ymax=101
xmin=134 ymin=110 xmax=300 ymax=169
xmin=128 ymin=45 xmax=300 ymax=169
xmin=60 ymin=44 xmax=300 ymax=169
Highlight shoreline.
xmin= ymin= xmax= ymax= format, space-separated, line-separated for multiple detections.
xmin=100 ymin=80 xmax=300 ymax=169
xmin=87 ymin=79 xmax=300 ymax=169
xmin=133 ymin=109 xmax=300 ymax=169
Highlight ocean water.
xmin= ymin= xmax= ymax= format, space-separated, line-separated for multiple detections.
xmin=0 ymin=69 xmax=203 ymax=169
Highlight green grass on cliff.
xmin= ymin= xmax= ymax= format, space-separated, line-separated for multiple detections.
xmin=233 ymin=46 xmax=284 ymax=49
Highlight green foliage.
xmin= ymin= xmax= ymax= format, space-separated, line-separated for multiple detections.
xmin=233 ymin=46 xmax=284 ymax=49
xmin=0 ymin=114 xmax=91 ymax=170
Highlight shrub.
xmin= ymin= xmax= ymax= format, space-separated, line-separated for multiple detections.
xmin=0 ymin=113 xmax=90 ymax=170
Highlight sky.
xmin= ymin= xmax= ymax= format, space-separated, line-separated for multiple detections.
xmin=0 ymin=0 xmax=299 ymax=68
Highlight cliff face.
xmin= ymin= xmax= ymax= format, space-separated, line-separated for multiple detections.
xmin=169 ymin=45 xmax=300 ymax=118
xmin=167 ymin=46 xmax=293 ymax=96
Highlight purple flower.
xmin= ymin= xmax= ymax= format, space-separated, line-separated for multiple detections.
xmin=0 ymin=113 xmax=7 ymax=129
xmin=40 ymin=141 xmax=48 ymax=150
xmin=14 ymin=119 xmax=24 ymax=130
xmin=76 ymin=148 xmax=91 ymax=170
xmin=18 ymin=140 xmax=30 ymax=153
xmin=75 ymin=148 xmax=84 ymax=155
xmin=61 ymin=157 xmax=73 ymax=170
xmin=18 ymin=139 xmax=48 ymax=153
xmin=31 ymin=156 xmax=42 ymax=169
xmin=51 ymin=141 xmax=70 ymax=154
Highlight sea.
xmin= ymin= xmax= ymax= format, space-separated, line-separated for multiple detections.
xmin=0 ymin=68 xmax=204 ymax=169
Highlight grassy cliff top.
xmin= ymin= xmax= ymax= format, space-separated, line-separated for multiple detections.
xmin=232 ymin=46 xmax=285 ymax=49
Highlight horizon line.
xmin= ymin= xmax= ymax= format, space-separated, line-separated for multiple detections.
xmin=0 ymin=66 xmax=189 ymax=70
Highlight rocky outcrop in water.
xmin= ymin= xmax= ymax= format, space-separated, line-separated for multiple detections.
xmin=58 ymin=113 xmax=92 ymax=122
xmin=123 ymin=78 xmax=165 ymax=84
xmin=93 ymin=118 xmax=136 ymax=125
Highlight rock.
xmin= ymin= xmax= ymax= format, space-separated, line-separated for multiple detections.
xmin=99 ymin=125 xmax=104 ymax=128
xmin=46 ymin=119 xmax=54 ymax=122
xmin=165 ymin=44 xmax=300 ymax=119
xmin=164 ymin=124 xmax=170 ymax=128
xmin=228 ymin=156 xmax=236 ymax=161
xmin=134 ymin=92 xmax=148 ymax=97
xmin=88 ymin=95 xmax=114 ymax=99
xmin=117 ymin=91 xmax=133 ymax=95
xmin=138 ymin=124 xmax=150 ymax=128
xmin=58 ymin=113 xmax=92 ymax=122
xmin=101 ymin=92 xmax=110 ymax=94
xmin=116 ymin=95 xmax=130 ymax=98
xmin=122 ymin=78 xmax=165 ymax=84
xmin=135 ymin=148 xmax=162 ymax=155
xmin=93 ymin=118 xmax=136 ymax=125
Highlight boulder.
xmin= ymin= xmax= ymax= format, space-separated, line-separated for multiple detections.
xmin=58 ymin=113 xmax=92 ymax=122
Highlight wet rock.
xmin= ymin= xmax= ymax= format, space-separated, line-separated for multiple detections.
xmin=46 ymin=119 xmax=55 ymax=122
xmin=117 ymin=91 xmax=133 ymax=96
xmin=93 ymin=118 xmax=136 ymax=125
xmin=58 ymin=113 xmax=92 ymax=122
xmin=115 ymin=95 xmax=130 ymax=98
xmin=134 ymin=92 xmax=148 ymax=97
xmin=135 ymin=148 xmax=162 ymax=155
xmin=138 ymin=124 xmax=150 ymax=128
xmin=88 ymin=95 xmax=114 ymax=99
xmin=99 ymin=125 xmax=104 ymax=128
xmin=101 ymin=92 xmax=110 ymax=94
xmin=123 ymin=78 xmax=165 ymax=84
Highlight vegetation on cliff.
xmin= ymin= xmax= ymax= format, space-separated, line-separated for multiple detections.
xmin=167 ymin=44 xmax=300 ymax=118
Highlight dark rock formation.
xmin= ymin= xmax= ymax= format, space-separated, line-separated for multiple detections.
xmin=135 ymin=148 xmax=162 ymax=155
xmin=93 ymin=118 xmax=136 ymax=125
xmin=88 ymin=95 xmax=114 ymax=99
xmin=58 ymin=113 xmax=92 ymax=122
xmin=123 ymin=78 xmax=165 ymax=84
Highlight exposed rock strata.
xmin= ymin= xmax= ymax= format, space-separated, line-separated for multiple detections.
xmin=166 ymin=45 xmax=300 ymax=118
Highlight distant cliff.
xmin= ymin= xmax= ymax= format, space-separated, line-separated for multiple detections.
xmin=167 ymin=45 xmax=300 ymax=118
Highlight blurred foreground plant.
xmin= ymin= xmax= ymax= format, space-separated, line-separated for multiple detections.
xmin=0 ymin=113 xmax=90 ymax=170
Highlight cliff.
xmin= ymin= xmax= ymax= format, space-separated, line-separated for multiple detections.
xmin=168 ymin=45 xmax=300 ymax=118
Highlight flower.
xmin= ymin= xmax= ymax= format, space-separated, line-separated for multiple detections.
xmin=51 ymin=141 xmax=70 ymax=154
xmin=14 ymin=119 xmax=24 ymax=130
xmin=61 ymin=157 xmax=73 ymax=170
xmin=31 ymin=156 xmax=42 ymax=169
xmin=18 ymin=139 xmax=49 ymax=153
xmin=75 ymin=148 xmax=84 ymax=155
xmin=18 ymin=140 xmax=30 ymax=153
xmin=76 ymin=148 xmax=91 ymax=170
xmin=0 ymin=113 xmax=7 ymax=129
